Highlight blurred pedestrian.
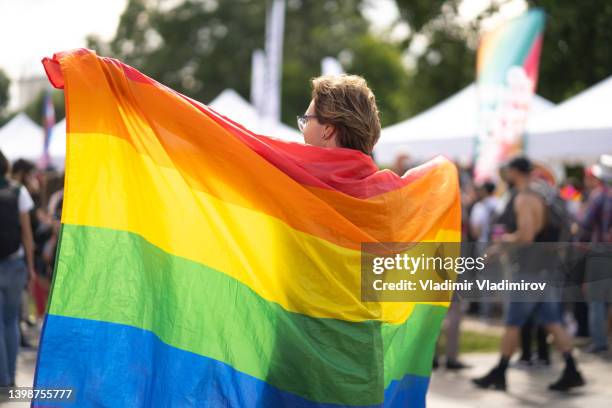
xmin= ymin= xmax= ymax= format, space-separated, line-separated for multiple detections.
xmin=473 ymin=156 xmax=584 ymax=392
xmin=391 ymin=153 xmax=412 ymax=176
xmin=0 ymin=150 xmax=36 ymax=387
xmin=10 ymin=159 xmax=43 ymax=348
xmin=436 ymin=296 xmax=471 ymax=370
xmin=578 ymin=154 xmax=612 ymax=354
xmin=470 ymin=181 xmax=498 ymax=244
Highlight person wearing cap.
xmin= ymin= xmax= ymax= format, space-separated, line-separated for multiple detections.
xmin=473 ymin=156 xmax=585 ymax=392
xmin=578 ymin=154 xmax=612 ymax=354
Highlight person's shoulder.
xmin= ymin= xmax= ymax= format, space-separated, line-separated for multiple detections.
xmin=2 ymin=179 xmax=20 ymax=189
xmin=514 ymin=190 xmax=542 ymax=207
xmin=485 ymin=195 xmax=499 ymax=206
xmin=17 ymin=185 xmax=34 ymax=213
xmin=470 ymin=201 xmax=485 ymax=215
xmin=2 ymin=180 xmax=23 ymax=196
xmin=18 ymin=184 xmax=31 ymax=197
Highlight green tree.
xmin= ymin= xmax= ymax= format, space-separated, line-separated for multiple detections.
xmin=404 ymin=25 xmax=477 ymax=114
xmin=393 ymin=0 xmax=612 ymax=112
xmin=347 ymin=34 xmax=411 ymax=125
xmin=24 ymin=90 xmax=65 ymax=126
xmin=528 ymin=0 xmax=612 ymax=102
xmin=0 ymin=68 xmax=10 ymax=118
xmin=393 ymin=0 xmax=485 ymax=114
xmin=88 ymin=0 xmax=267 ymax=113
xmin=88 ymin=0 xmax=412 ymax=127
xmin=395 ymin=0 xmax=447 ymax=33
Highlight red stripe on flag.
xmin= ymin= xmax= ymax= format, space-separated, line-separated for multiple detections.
xmin=523 ymin=34 xmax=543 ymax=91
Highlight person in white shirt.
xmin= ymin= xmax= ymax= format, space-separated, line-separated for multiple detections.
xmin=469 ymin=182 xmax=498 ymax=243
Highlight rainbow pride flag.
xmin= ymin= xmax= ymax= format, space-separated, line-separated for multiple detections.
xmin=35 ymin=49 xmax=460 ymax=407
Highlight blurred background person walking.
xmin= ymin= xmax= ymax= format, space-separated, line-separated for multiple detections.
xmin=0 ymin=150 xmax=36 ymax=387
xmin=578 ymin=154 xmax=612 ymax=354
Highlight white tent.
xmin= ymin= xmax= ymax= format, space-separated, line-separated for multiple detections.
xmin=49 ymin=118 xmax=67 ymax=169
xmin=374 ymin=84 xmax=554 ymax=165
xmin=0 ymin=113 xmax=44 ymax=163
xmin=525 ymin=76 xmax=612 ymax=164
xmin=208 ymin=89 xmax=302 ymax=142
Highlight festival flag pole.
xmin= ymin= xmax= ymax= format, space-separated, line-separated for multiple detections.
xmin=262 ymin=0 xmax=285 ymax=123
xmin=38 ymin=89 xmax=55 ymax=169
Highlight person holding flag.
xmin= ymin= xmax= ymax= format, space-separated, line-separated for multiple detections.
xmin=33 ymin=49 xmax=461 ymax=407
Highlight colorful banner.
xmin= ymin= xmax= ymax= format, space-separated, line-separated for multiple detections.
xmin=38 ymin=89 xmax=55 ymax=169
xmin=35 ymin=49 xmax=460 ymax=407
xmin=474 ymin=9 xmax=546 ymax=182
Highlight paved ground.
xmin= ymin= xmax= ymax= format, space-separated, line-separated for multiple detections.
xmin=0 ymin=349 xmax=37 ymax=407
xmin=2 ymin=324 xmax=611 ymax=407
xmin=429 ymin=351 xmax=612 ymax=407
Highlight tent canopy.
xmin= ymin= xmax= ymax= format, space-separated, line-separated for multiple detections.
xmin=528 ymin=76 xmax=612 ymax=133
xmin=209 ymin=89 xmax=301 ymax=142
xmin=208 ymin=89 xmax=261 ymax=128
xmin=49 ymin=118 xmax=67 ymax=169
xmin=374 ymin=84 xmax=554 ymax=165
xmin=525 ymin=76 xmax=612 ymax=164
xmin=0 ymin=113 xmax=44 ymax=163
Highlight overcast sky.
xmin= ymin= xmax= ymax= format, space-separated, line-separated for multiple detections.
xmin=0 ymin=0 xmax=126 ymax=80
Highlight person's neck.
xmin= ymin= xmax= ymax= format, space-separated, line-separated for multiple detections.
xmin=514 ymin=177 xmax=529 ymax=191
xmin=321 ymin=138 xmax=339 ymax=149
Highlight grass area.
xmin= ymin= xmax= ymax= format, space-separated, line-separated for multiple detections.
xmin=438 ymin=330 xmax=501 ymax=354
xmin=459 ymin=330 xmax=501 ymax=353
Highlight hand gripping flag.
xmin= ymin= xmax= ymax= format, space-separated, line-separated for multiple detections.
xmin=35 ymin=49 xmax=460 ymax=407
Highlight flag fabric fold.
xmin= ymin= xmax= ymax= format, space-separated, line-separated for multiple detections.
xmin=35 ymin=48 xmax=460 ymax=407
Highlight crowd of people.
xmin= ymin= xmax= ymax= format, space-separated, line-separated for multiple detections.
xmin=0 ymin=149 xmax=63 ymax=387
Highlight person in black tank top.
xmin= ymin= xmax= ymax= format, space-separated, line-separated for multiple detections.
xmin=498 ymin=190 xmax=558 ymax=242
xmin=473 ymin=157 xmax=585 ymax=392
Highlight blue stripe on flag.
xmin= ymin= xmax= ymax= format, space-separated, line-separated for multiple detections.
xmin=34 ymin=314 xmax=429 ymax=407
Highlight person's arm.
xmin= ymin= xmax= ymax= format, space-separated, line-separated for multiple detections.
xmin=502 ymin=193 xmax=539 ymax=243
xmin=20 ymin=211 xmax=36 ymax=281
xmin=17 ymin=186 xmax=36 ymax=281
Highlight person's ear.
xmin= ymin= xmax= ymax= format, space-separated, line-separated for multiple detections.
xmin=323 ymin=125 xmax=336 ymax=141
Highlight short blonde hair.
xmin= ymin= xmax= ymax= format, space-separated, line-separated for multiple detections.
xmin=311 ymin=74 xmax=381 ymax=155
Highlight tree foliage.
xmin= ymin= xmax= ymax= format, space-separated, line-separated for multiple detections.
xmin=87 ymin=0 xmax=412 ymax=127
xmin=85 ymin=0 xmax=610 ymax=131
xmin=23 ymin=90 xmax=65 ymax=127
xmin=0 ymin=68 xmax=10 ymax=118
xmin=528 ymin=0 xmax=612 ymax=102
xmin=348 ymin=34 xmax=411 ymax=126
xmin=394 ymin=0 xmax=612 ymax=112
